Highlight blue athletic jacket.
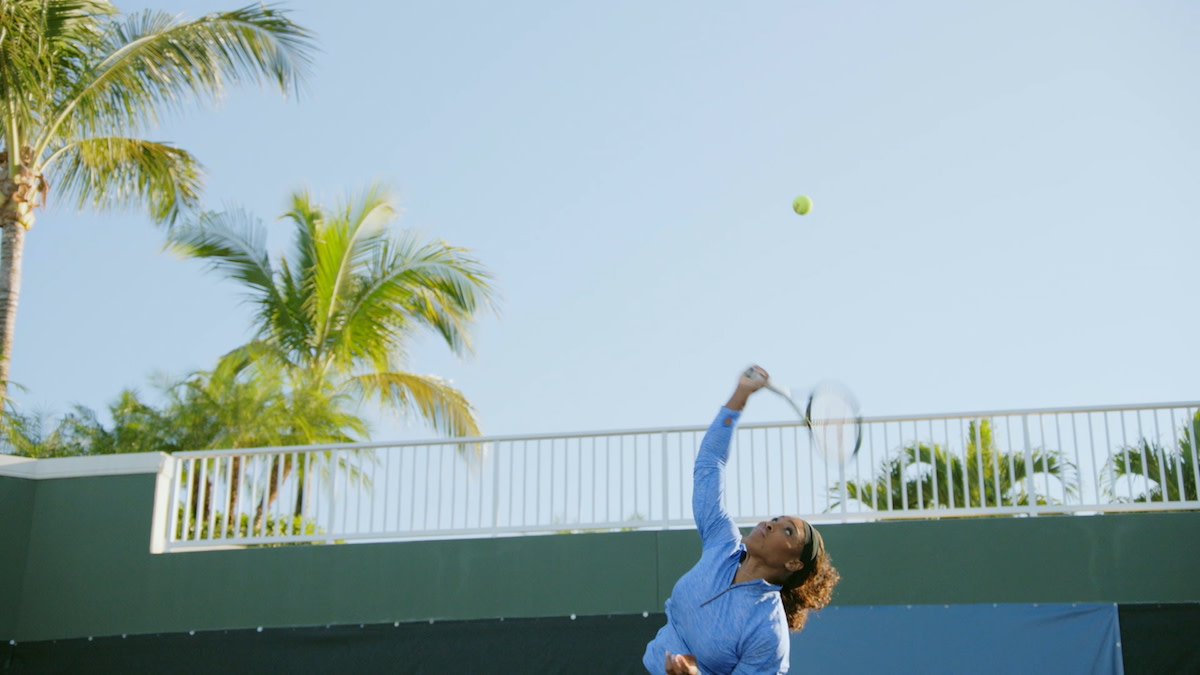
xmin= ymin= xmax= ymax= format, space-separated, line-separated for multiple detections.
xmin=642 ymin=407 xmax=790 ymax=675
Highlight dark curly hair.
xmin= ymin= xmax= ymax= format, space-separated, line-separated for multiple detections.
xmin=779 ymin=547 xmax=839 ymax=632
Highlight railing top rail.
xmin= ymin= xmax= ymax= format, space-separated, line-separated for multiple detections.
xmin=171 ymin=400 xmax=1200 ymax=459
xmin=852 ymin=400 xmax=1200 ymax=424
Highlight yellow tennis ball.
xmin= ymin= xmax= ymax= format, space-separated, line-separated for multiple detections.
xmin=792 ymin=195 xmax=812 ymax=216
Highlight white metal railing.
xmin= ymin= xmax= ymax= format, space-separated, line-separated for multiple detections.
xmin=158 ymin=402 xmax=1200 ymax=551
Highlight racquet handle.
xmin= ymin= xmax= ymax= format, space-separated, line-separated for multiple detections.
xmin=743 ymin=367 xmax=791 ymax=398
xmin=765 ymin=380 xmax=790 ymax=397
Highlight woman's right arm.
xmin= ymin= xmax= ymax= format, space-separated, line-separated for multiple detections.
xmin=692 ymin=368 xmax=766 ymax=546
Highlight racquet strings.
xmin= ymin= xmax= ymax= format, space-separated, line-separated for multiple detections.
xmin=805 ymin=384 xmax=862 ymax=464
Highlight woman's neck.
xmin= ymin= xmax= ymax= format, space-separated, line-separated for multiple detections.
xmin=733 ymin=553 xmax=787 ymax=586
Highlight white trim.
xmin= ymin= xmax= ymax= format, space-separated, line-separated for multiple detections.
xmin=0 ymin=452 xmax=170 ymax=480
xmin=0 ymin=454 xmax=36 ymax=478
xmin=149 ymin=455 xmax=178 ymax=554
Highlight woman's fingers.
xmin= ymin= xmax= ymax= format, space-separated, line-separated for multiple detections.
xmin=664 ymin=651 xmax=698 ymax=675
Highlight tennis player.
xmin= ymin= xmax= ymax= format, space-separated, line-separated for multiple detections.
xmin=643 ymin=366 xmax=840 ymax=675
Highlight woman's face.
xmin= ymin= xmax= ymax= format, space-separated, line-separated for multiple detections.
xmin=745 ymin=515 xmax=806 ymax=572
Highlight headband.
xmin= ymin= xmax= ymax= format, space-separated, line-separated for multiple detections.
xmin=801 ymin=520 xmax=824 ymax=572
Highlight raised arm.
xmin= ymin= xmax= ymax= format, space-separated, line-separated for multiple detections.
xmin=692 ymin=367 xmax=768 ymax=547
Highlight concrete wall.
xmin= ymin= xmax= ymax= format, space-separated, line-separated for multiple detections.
xmin=3 ymin=457 xmax=1199 ymax=642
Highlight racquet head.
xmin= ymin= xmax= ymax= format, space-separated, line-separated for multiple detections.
xmin=805 ymin=381 xmax=863 ymax=465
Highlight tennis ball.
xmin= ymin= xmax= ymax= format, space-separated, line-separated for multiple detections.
xmin=792 ymin=195 xmax=812 ymax=216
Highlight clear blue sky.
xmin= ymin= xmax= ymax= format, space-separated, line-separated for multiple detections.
xmin=12 ymin=0 xmax=1199 ymax=441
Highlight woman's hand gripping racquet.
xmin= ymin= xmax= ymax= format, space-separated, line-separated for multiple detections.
xmin=743 ymin=366 xmax=864 ymax=466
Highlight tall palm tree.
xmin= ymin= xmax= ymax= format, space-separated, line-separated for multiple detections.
xmin=1103 ymin=412 xmax=1198 ymax=504
xmin=834 ymin=420 xmax=1077 ymax=512
xmin=165 ymin=182 xmax=499 ymax=439
xmin=0 ymin=0 xmax=315 ymax=402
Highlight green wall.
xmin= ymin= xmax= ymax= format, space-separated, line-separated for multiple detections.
xmin=0 ymin=476 xmax=35 ymax=638
xmin=5 ymin=470 xmax=1200 ymax=642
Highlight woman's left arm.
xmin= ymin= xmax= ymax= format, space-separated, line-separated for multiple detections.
xmin=730 ymin=628 xmax=789 ymax=675
xmin=730 ymin=607 xmax=791 ymax=675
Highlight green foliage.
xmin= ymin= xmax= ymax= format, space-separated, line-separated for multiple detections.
xmin=174 ymin=506 xmax=324 ymax=545
xmin=833 ymin=420 xmax=1078 ymax=513
xmin=1103 ymin=411 xmax=1199 ymax=503
xmin=0 ymin=0 xmax=316 ymax=403
xmin=0 ymin=0 xmax=315 ymax=222
xmin=165 ymin=183 xmax=500 ymax=439
xmin=0 ymin=357 xmax=366 ymax=457
xmin=0 ymin=404 xmax=100 ymax=458
xmin=0 ymin=359 xmax=372 ymax=537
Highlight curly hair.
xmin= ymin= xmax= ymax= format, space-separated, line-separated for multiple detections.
xmin=779 ymin=551 xmax=839 ymax=632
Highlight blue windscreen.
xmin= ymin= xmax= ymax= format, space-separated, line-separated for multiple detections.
xmin=791 ymin=603 xmax=1123 ymax=675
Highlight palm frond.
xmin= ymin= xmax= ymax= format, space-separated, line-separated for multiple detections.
xmin=832 ymin=419 xmax=1078 ymax=513
xmin=45 ymin=135 xmax=202 ymax=222
xmin=0 ymin=0 xmax=112 ymax=131
xmin=350 ymin=371 xmax=481 ymax=439
xmin=165 ymin=206 xmax=282 ymax=314
xmin=308 ymin=183 xmax=393 ymax=356
xmin=37 ymin=3 xmax=315 ymax=154
xmin=335 ymin=230 xmax=498 ymax=370
xmin=281 ymin=187 xmax=320 ymax=284
xmin=273 ymin=256 xmax=315 ymax=362
xmin=391 ymin=238 xmax=498 ymax=356
xmin=216 ymin=339 xmax=290 ymax=375
xmin=1103 ymin=435 xmax=1197 ymax=503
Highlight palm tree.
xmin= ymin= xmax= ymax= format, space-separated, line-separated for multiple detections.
xmin=166 ymin=184 xmax=497 ymax=529
xmin=0 ymin=354 xmax=368 ymax=534
xmin=0 ymin=0 xmax=315 ymax=402
xmin=165 ymin=183 xmax=499 ymax=440
xmin=0 ymin=403 xmax=91 ymax=457
xmin=156 ymin=355 xmax=367 ymax=534
xmin=834 ymin=420 xmax=1077 ymax=513
xmin=1103 ymin=411 xmax=1199 ymax=504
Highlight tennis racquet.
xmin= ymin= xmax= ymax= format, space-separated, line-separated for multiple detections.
xmin=744 ymin=367 xmax=864 ymax=465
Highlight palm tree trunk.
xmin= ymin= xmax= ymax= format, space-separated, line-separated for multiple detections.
xmin=0 ymin=148 xmax=42 ymax=403
xmin=253 ymin=455 xmax=293 ymax=533
xmin=0 ymin=221 xmax=26 ymax=403
xmin=185 ymin=471 xmax=214 ymax=537
xmin=227 ymin=456 xmax=243 ymax=535
xmin=292 ymin=467 xmax=305 ymax=517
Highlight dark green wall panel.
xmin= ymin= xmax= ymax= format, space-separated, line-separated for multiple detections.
xmin=7 ymin=470 xmax=1200 ymax=642
xmin=0 ymin=477 xmax=35 ymax=638
xmin=813 ymin=514 xmax=1200 ymax=606
xmin=4 ymin=615 xmax=665 ymax=675
xmin=13 ymin=474 xmax=663 ymax=640
xmin=652 ymin=513 xmax=1200 ymax=607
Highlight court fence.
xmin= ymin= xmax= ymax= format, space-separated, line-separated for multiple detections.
xmin=156 ymin=402 xmax=1200 ymax=552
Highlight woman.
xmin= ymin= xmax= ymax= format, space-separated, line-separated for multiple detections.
xmin=643 ymin=366 xmax=840 ymax=675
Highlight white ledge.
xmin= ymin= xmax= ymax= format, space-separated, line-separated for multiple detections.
xmin=0 ymin=452 xmax=170 ymax=480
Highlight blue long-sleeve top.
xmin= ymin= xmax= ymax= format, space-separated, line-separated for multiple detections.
xmin=643 ymin=407 xmax=790 ymax=675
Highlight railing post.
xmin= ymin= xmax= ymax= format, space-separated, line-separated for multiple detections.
xmin=1022 ymin=415 xmax=1037 ymax=515
xmin=491 ymin=442 xmax=502 ymax=535
xmin=327 ymin=450 xmax=337 ymax=544
xmin=838 ymin=423 xmax=848 ymax=520
xmin=661 ymin=431 xmax=670 ymax=530
xmin=1188 ymin=407 xmax=1200 ymax=503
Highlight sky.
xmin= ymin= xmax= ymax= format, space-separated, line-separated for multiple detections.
xmin=11 ymin=0 xmax=1199 ymax=443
